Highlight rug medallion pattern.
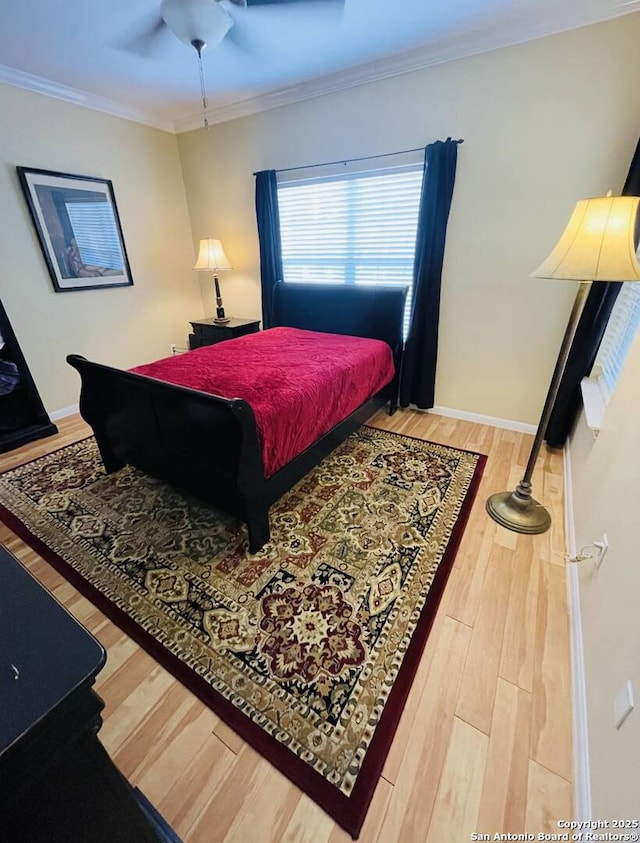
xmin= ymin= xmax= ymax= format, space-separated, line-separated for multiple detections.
xmin=0 ymin=427 xmax=481 ymax=800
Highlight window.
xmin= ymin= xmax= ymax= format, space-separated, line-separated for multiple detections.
xmin=277 ymin=165 xmax=423 ymax=335
xmin=582 ymin=283 xmax=640 ymax=431
xmin=593 ymin=283 xmax=640 ymax=394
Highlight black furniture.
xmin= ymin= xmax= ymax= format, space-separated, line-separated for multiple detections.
xmin=0 ymin=544 xmax=181 ymax=843
xmin=67 ymin=282 xmax=407 ymax=553
xmin=0 ymin=299 xmax=57 ymax=453
xmin=188 ymin=316 xmax=260 ymax=349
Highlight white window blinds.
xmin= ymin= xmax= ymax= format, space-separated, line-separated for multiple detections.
xmin=593 ymin=282 xmax=640 ymax=394
xmin=277 ymin=166 xmax=423 ymax=335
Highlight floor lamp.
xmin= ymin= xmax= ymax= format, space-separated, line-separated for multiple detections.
xmin=487 ymin=194 xmax=640 ymax=534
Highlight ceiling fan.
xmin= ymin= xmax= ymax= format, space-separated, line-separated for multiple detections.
xmin=119 ymin=0 xmax=344 ymax=126
xmin=122 ymin=0 xmax=345 ymax=58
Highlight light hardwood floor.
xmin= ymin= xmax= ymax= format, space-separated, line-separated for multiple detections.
xmin=0 ymin=410 xmax=573 ymax=842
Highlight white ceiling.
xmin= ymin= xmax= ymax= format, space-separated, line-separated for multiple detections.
xmin=0 ymin=0 xmax=638 ymax=133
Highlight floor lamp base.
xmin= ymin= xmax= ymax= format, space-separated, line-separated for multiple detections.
xmin=486 ymin=491 xmax=551 ymax=535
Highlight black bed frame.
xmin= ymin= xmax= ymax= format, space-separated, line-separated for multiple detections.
xmin=67 ymin=282 xmax=407 ymax=553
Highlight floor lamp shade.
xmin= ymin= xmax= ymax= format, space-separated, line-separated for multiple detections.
xmin=531 ymin=195 xmax=640 ymax=282
xmin=486 ymin=194 xmax=640 ymax=535
xmin=194 ymin=238 xmax=233 ymax=324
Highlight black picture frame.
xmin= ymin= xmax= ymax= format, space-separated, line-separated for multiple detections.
xmin=17 ymin=167 xmax=134 ymax=293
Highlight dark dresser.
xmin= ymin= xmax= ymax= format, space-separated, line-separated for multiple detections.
xmin=188 ymin=316 xmax=260 ymax=349
xmin=0 ymin=545 xmax=181 ymax=843
xmin=0 ymin=299 xmax=57 ymax=453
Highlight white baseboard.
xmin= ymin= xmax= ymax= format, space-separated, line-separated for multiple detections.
xmin=50 ymin=402 xmax=535 ymax=434
xmin=429 ymin=404 xmax=537 ymax=434
xmin=563 ymin=441 xmax=592 ymax=820
xmin=50 ymin=403 xmax=79 ymax=421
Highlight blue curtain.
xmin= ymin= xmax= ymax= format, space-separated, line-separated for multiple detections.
xmin=255 ymin=170 xmax=283 ymax=329
xmin=544 ymin=136 xmax=640 ymax=447
xmin=399 ymin=138 xmax=459 ymax=409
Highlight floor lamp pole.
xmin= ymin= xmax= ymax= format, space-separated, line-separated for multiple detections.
xmin=486 ymin=281 xmax=591 ymax=534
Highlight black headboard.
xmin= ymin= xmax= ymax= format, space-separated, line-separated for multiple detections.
xmin=270 ymin=281 xmax=408 ymax=356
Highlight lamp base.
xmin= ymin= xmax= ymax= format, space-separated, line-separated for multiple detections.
xmin=213 ymin=316 xmax=230 ymax=324
xmin=486 ymin=490 xmax=551 ymax=535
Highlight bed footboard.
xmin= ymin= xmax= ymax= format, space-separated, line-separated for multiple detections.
xmin=66 ymin=354 xmax=270 ymax=552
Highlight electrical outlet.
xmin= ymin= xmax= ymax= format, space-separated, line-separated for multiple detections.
xmin=614 ymin=680 xmax=634 ymax=729
xmin=594 ymin=534 xmax=609 ymax=567
xmin=170 ymin=343 xmax=178 ymax=355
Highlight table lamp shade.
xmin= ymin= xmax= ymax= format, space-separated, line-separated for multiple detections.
xmin=531 ymin=195 xmax=640 ymax=282
xmin=194 ymin=238 xmax=232 ymax=272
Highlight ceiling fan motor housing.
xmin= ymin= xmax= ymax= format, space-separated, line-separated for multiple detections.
xmin=160 ymin=0 xmax=233 ymax=50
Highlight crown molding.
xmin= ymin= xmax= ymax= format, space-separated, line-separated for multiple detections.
xmin=174 ymin=37 xmax=502 ymax=132
xmin=0 ymin=64 xmax=176 ymax=133
xmin=173 ymin=2 xmax=640 ymax=133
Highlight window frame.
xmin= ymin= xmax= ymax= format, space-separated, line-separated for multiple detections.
xmin=276 ymin=161 xmax=424 ymax=337
xmin=581 ymin=280 xmax=640 ymax=434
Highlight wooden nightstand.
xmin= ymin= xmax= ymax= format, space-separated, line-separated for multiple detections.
xmin=188 ymin=317 xmax=260 ymax=350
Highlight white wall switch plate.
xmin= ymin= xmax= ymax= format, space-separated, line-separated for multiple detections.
xmin=614 ymin=679 xmax=634 ymax=729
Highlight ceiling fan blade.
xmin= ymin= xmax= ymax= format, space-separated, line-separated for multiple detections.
xmin=112 ymin=14 xmax=171 ymax=58
xmin=223 ymin=22 xmax=255 ymax=54
xmin=245 ymin=0 xmax=343 ymax=6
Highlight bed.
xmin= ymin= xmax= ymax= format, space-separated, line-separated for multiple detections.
xmin=67 ymin=282 xmax=407 ymax=552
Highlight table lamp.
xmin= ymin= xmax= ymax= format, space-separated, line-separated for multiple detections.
xmin=487 ymin=193 xmax=640 ymax=534
xmin=194 ymin=238 xmax=233 ymax=324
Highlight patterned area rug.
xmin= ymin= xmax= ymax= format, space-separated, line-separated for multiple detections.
xmin=0 ymin=426 xmax=484 ymax=838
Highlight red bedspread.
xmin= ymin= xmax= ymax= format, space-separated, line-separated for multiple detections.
xmin=131 ymin=327 xmax=395 ymax=478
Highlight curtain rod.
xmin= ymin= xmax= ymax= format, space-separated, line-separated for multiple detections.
xmin=252 ymin=139 xmax=464 ymax=176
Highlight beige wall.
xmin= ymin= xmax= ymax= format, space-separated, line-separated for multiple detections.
xmin=0 ymin=84 xmax=202 ymax=414
xmin=178 ymin=13 xmax=640 ymax=426
xmin=569 ymin=337 xmax=640 ymax=816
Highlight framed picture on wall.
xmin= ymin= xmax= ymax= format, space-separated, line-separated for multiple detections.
xmin=16 ymin=167 xmax=134 ymax=292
